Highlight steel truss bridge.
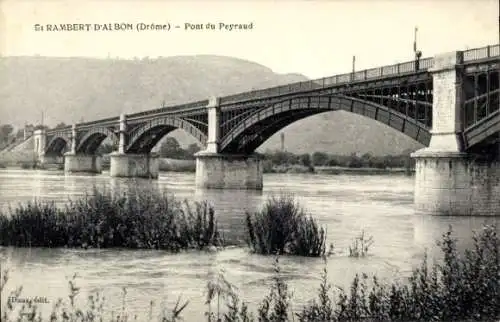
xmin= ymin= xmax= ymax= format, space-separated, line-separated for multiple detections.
xmin=34 ymin=44 xmax=499 ymax=157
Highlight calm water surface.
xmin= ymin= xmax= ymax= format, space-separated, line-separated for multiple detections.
xmin=0 ymin=169 xmax=498 ymax=320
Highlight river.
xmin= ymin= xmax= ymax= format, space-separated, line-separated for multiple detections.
xmin=0 ymin=169 xmax=498 ymax=320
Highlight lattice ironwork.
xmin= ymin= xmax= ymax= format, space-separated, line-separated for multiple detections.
xmin=76 ymin=126 xmax=119 ymax=154
xmin=219 ymin=74 xmax=433 ymax=154
xmin=462 ymin=64 xmax=500 ymax=150
xmin=126 ymin=116 xmax=208 ymax=153
xmin=464 ymin=69 xmax=500 ymax=129
xmin=463 ymin=110 xmax=500 ymax=150
xmin=45 ymin=134 xmax=71 ymax=154
xmin=220 ymin=93 xmax=432 ymax=154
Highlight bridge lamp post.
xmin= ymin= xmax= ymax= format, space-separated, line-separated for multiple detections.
xmin=39 ymin=109 xmax=46 ymax=129
xmin=350 ymin=55 xmax=356 ymax=83
xmin=413 ymin=26 xmax=422 ymax=71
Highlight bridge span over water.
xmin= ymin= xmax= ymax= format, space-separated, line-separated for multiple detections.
xmin=14 ymin=45 xmax=500 ymax=215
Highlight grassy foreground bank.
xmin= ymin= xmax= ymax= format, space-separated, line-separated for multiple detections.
xmin=1 ymin=224 xmax=498 ymax=321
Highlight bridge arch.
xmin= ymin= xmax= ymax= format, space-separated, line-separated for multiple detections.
xmin=76 ymin=127 xmax=119 ymax=154
xmin=219 ymin=94 xmax=431 ymax=154
xmin=45 ymin=134 xmax=71 ymax=155
xmin=126 ymin=116 xmax=207 ymax=153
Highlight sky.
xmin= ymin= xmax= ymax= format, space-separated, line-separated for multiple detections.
xmin=0 ymin=0 xmax=498 ymax=79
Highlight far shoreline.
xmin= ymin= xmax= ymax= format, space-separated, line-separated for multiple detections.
xmin=0 ymin=157 xmax=415 ymax=176
xmin=155 ymin=158 xmax=414 ymax=175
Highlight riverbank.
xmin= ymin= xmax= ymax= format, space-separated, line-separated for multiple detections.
xmin=158 ymin=158 xmax=196 ymax=172
xmin=155 ymin=159 xmax=415 ymax=175
xmin=0 ymin=161 xmax=62 ymax=170
xmin=0 ymin=158 xmax=413 ymax=175
xmin=131 ymin=158 xmax=413 ymax=175
xmin=314 ymin=166 xmax=414 ymax=175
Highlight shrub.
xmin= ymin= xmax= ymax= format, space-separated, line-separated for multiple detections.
xmin=0 ymin=187 xmax=225 ymax=251
xmin=18 ymin=162 xmax=34 ymax=169
xmin=262 ymin=159 xmax=275 ymax=173
xmin=245 ymin=195 xmax=326 ymax=257
xmin=257 ymin=257 xmax=292 ymax=321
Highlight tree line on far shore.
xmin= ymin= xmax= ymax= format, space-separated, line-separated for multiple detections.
xmin=263 ymin=149 xmax=415 ymax=170
xmin=98 ymin=136 xmax=414 ymax=170
xmin=100 ymin=137 xmax=415 ymax=170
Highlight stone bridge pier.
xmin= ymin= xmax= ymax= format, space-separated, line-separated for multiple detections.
xmin=64 ymin=125 xmax=102 ymax=174
xmin=109 ymin=114 xmax=159 ymax=179
xmin=33 ymin=128 xmax=47 ymax=165
xmin=195 ymin=97 xmax=264 ymax=190
xmin=411 ymin=51 xmax=500 ymax=216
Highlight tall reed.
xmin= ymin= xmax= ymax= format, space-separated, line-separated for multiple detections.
xmin=0 ymin=187 xmax=224 ymax=251
xmin=245 ymin=195 xmax=327 ymax=257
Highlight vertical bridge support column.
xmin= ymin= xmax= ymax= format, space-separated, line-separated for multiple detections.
xmin=195 ymin=96 xmax=263 ymax=190
xmin=33 ymin=128 xmax=47 ymax=166
xmin=109 ymin=113 xmax=159 ymax=179
xmin=64 ymin=124 xmax=102 ymax=174
xmin=411 ymin=51 xmax=500 ymax=216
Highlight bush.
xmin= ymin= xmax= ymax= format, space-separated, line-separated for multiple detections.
xmin=312 ymin=152 xmax=329 ymax=166
xmin=0 ymin=187 xmax=225 ymax=251
xmin=262 ymin=159 xmax=275 ymax=173
xmin=18 ymin=162 xmax=34 ymax=169
xmin=245 ymin=195 xmax=327 ymax=257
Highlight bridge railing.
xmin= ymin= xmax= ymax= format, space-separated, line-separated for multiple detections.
xmin=218 ymin=57 xmax=435 ymax=105
xmin=463 ymin=44 xmax=500 ymax=62
xmin=126 ymin=99 xmax=209 ymax=120
xmin=217 ymin=44 xmax=498 ymax=105
xmin=46 ymin=126 xmax=72 ymax=135
xmin=77 ymin=116 xmax=120 ymax=128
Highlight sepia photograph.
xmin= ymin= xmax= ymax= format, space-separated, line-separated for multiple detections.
xmin=0 ymin=0 xmax=499 ymax=321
